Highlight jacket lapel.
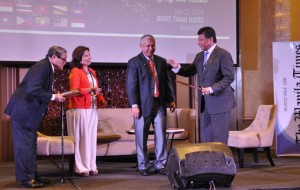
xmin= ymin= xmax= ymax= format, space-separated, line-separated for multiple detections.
xmin=140 ymin=53 xmax=154 ymax=78
xmin=48 ymin=61 xmax=54 ymax=92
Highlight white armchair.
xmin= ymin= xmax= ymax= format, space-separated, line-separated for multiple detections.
xmin=228 ymin=105 xmax=277 ymax=168
xmin=36 ymin=131 xmax=75 ymax=175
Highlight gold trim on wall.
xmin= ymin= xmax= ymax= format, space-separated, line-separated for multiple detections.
xmin=274 ymin=0 xmax=291 ymax=41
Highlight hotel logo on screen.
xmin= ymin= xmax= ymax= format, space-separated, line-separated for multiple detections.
xmin=0 ymin=0 xmax=86 ymax=29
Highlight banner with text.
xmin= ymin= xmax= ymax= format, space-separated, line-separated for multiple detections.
xmin=273 ymin=41 xmax=300 ymax=156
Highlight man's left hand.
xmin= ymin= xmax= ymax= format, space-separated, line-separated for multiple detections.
xmin=168 ymin=101 xmax=176 ymax=113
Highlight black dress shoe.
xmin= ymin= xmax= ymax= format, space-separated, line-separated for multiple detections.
xmin=35 ymin=178 xmax=50 ymax=184
xmin=139 ymin=169 xmax=149 ymax=176
xmin=20 ymin=179 xmax=44 ymax=188
xmin=155 ymin=168 xmax=167 ymax=175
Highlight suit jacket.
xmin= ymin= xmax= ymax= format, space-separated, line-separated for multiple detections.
xmin=4 ymin=58 xmax=53 ymax=130
xmin=179 ymin=46 xmax=237 ymax=114
xmin=68 ymin=67 xmax=104 ymax=109
xmin=126 ymin=52 xmax=175 ymax=117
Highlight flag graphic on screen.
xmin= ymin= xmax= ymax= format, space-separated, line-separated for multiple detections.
xmin=70 ymin=19 xmax=85 ymax=28
xmin=53 ymin=17 xmax=68 ymax=27
xmin=16 ymin=4 xmax=32 ymax=13
xmin=16 ymin=15 xmax=33 ymax=26
xmin=35 ymin=16 xmax=50 ymax=26
xmin=53 ymin=5 xmax=67 ymax=15
xmin=35 ymin=5 xmax=50 ymax=15
xmin=71 ymin=6 xmax=84 ymax=15
xmin=0 ymin=14 xmax=13 ymax=25
xmin=0 ymin=2 xmax=13 ymax=12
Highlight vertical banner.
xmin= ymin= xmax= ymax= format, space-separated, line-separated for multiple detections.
xmin=273 ymin=42 xmax=300 ymax=156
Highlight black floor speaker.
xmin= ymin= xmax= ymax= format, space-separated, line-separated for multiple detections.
xmin=166 ymin=142 xmax=236 ymax=189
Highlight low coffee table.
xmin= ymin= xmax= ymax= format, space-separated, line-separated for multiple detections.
xmin=125 ymin=128 xmax=185 ymax=152
xmin=126 ymin=128 xmax=185 ymax=169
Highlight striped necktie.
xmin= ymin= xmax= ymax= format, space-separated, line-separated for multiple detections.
xmin=203 ymin=51 xmax=209 ymax=70
xmin=149 ymin=58 xmax=159 ymax=97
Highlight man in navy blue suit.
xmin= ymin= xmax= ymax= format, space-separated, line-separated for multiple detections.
xmin=126 ymin=34 xmax=176 ymax=176
xmin=4 ymin=46 xmax=67 ymax=188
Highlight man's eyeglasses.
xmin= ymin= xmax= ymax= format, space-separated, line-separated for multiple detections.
xmin=57 ymin=56 xmax=67 ymax=62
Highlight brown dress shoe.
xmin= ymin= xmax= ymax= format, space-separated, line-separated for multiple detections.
xmin=20 ymin=179 xmax=44 ymax=188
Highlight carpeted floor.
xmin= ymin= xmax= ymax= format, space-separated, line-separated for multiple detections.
xmin=1 ymin=151 xmax=300 ymax=190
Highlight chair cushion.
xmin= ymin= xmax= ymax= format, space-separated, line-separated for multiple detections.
xmin=98 ymin=118 xmax=118 ymax=133
xmin=48 ymin=136 xmax=75 ymax=155
xmin=37 ymin=137 xmax=50 ymax=156
xmin=166 ymin=109 xmax=178 ymax=129
xmin=97 ymin=133 xmax=121 ymax=143
xmin=37 ymin=136 xmax=75 ymax=156
xmin=228 ymin=131 xmax=260 ymax=148
xmin=97 ymin=118 xmax=122 ymax=143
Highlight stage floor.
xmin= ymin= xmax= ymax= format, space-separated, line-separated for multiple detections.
xmin=1 ymin=150 xmax=300 ymax=190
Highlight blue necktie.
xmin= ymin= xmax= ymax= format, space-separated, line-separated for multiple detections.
xmin=203 ymin=51 xmax=209 ymax=70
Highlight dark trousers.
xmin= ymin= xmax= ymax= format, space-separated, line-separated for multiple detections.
xmin=12 ymin=119 xmax=38 ymax=181
xmin=200 ymin=109 xmax=231 ymax=144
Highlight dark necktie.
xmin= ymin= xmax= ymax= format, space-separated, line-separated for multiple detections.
xmin=149 ymin=58 xmax=159 ymax=97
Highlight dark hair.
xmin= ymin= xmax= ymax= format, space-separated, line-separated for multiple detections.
xmin=197 ymin=26 xmax=217 ymax=43
xmin=46 ymin=45 xmax=67 ymax=58
xmin=70 ymin=46 xmax=90 ymax=69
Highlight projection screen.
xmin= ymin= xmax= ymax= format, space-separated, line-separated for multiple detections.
xmin=0 ymin=0 xmax=238 ymax=64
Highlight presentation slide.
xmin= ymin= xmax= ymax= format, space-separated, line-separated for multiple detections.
xmin=0 ymin=0 xmax=237 ymax=64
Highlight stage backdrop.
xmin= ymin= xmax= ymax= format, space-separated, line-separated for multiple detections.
xmin=273 ymin=41 xmax=300 ymax=156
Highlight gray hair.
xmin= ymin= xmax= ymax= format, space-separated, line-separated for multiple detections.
xmin=140 ymin=34 xmax=155 ymax=46
xmin=46 ymin=45 xmax=67 ymax=58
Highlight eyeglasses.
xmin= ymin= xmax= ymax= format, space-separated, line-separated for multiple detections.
xmin=57 ymin=56 xmax=67 ymax=62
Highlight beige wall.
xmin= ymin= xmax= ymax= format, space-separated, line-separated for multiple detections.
xmin=241 ymin=0 xmax=300 ymax=118
xmin=290 ymin=0 xmax=300 ymax=41
xmin=241 ymin=0 xmax=275 ymax=117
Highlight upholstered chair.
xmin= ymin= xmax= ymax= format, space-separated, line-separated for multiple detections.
xmin=228 ymin=105 xmax=277 ymax=168
xmin=37 ymin=131 xmax=75 ymax=175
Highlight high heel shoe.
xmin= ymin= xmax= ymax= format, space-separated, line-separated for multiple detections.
xmin=80 ymin=171 xmax=89 ymax=177
xmin=90 ymin=170 xmax=98 ymax=175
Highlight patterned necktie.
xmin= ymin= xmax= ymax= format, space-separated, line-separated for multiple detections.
xmin=149 ymin=58 xmax=159 ymax=97
xmin=203 ymin=51 xmax=209 ymax=70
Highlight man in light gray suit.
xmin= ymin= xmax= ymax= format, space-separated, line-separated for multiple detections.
xmin=168 ymin=26 xmax=236 ymax=144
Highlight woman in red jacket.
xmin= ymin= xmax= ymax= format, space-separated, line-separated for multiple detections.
xmin=68 ymin=46 xmax=106 ymax=176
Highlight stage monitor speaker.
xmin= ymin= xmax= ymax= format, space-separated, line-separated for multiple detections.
xmin=166 ymin=142 xmax=236 ymax=189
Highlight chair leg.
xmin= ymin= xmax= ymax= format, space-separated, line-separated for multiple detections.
xmin=237 ymin=148 xmax=244 ymax=168
xmin=68 ymin=155 xmax=75 ymax=176
xmin=264 ymin=147 xmax=275 ymax=166
xmin=251 ymin=148 xmax=258 ymax=163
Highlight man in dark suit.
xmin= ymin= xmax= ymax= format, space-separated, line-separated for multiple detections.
xmin=168 ymin=26 xmax=236 ymax=144
xmin=4 ymin=46 xmax=67 ymax=188
xmin=126 ymin=34 xmax=176 ymax=176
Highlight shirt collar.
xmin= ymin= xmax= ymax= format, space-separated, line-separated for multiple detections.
xmin=48 ymin=57 xmax=55 ymax=72
xmin=142 ymin=54 xmax=153 ymax=61
xmin=206 ymin=44 xmax=217 ymax=55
